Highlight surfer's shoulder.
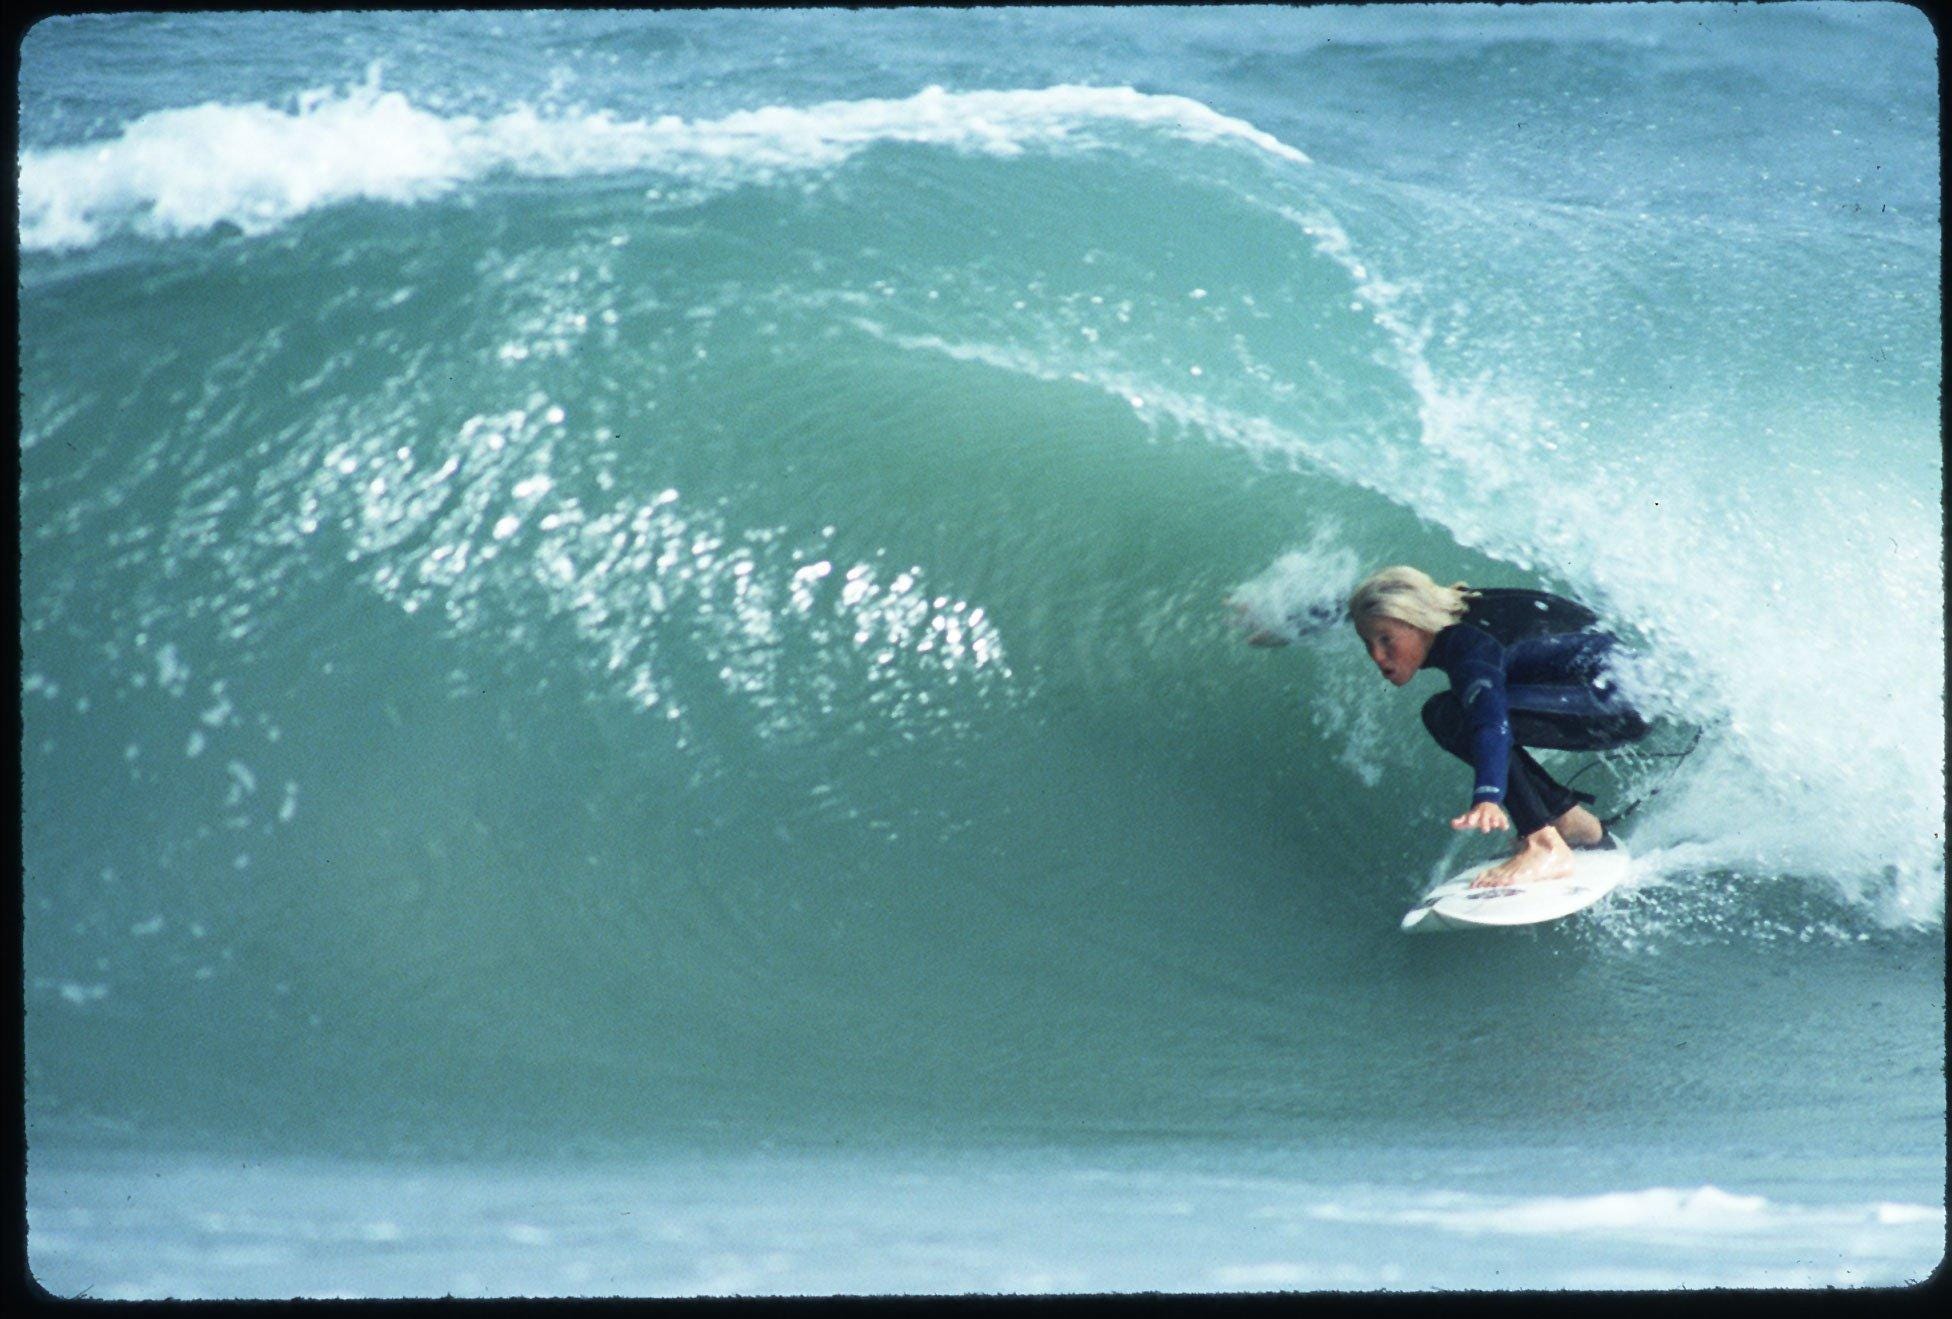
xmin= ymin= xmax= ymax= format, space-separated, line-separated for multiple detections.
xmin=1425 ymin=619 xmax=1498 ymax=672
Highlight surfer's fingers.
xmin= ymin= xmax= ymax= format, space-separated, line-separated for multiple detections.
xmin=1453 ymin=804 xmax=1504 ymax=833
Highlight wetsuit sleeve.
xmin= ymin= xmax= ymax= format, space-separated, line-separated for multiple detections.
xmin=1437 ymin=627 xmax=1512 ymax=804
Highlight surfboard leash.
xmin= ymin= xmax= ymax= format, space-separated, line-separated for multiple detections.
xmin=1565 ymin=722 xmax=1709 ymax=832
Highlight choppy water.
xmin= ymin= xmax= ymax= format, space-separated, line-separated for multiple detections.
xmin=20 ymin=4 xmax=1943 ymax=1295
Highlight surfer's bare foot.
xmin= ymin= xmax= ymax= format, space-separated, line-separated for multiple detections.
xmin=1470 ymin=826 xmax=1577 ymax=888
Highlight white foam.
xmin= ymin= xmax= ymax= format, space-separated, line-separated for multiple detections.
xmin=1305 ymin=1185 xmax=1944 ymax=1241
xmin=1228 ymin=528 xmax=1362 ymax=644
xmin=20 ymin=81 xmax=1307 ymax=251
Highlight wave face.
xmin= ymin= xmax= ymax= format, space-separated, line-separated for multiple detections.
xmin=20 ymin=7 xmax=1943 ymax=1164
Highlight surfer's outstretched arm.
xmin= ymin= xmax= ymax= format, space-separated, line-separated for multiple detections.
xmin=1424 ymin=625 xmax=1514 ymax=807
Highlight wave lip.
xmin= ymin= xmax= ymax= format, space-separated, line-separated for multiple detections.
xmin=19 ymin=80 xmax=1308 ymax=251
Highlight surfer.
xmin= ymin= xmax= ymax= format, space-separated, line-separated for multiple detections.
xmin=1236 ymin=565 xmax=1648 ymax=887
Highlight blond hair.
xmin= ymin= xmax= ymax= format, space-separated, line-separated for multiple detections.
xmin=1347 ymin=565 xmax=1475 ymax=634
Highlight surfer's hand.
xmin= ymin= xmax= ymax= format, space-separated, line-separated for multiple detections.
xmin=1226 ymin=597 xmax=1289 ymax=647
xmin=1451 ymin=802 xmax=1510 ymax=833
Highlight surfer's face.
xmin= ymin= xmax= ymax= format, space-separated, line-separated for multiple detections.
xmin=1356 ymin=616 xmax=1433 ymax=687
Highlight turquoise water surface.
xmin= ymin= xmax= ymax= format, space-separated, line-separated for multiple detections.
xmin=20 ymin=4 xmax=1943 ymax=1295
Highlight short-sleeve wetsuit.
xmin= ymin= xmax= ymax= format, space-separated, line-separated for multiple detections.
xmin=1417 ymin=589 xmax=1648 ymax=837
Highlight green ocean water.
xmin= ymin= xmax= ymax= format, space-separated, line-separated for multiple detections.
xmin=20 ymin=4 xmax=1944 ymax=1295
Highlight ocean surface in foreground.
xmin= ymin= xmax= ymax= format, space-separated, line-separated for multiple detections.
xmin=30 ymin=1144 xmax=1944 ymax=1296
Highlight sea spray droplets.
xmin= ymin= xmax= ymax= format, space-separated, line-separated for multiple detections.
xmin=1231 ymin=524 xmax=1362 ymax=644
xmin=321 ymin=416 xmax=1018 ymax=742
xmin=155 ymin=643 xmax=191 ymax=696
xmin=223 ymin=761 xmax=257 ymax=806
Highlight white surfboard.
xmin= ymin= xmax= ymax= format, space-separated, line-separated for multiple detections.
xmin=1401 ymin=842 xmax=1632 ymax=934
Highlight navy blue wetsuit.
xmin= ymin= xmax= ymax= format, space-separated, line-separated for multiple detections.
xmin=1418 ymin=589 xmax=1647 ymax=837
